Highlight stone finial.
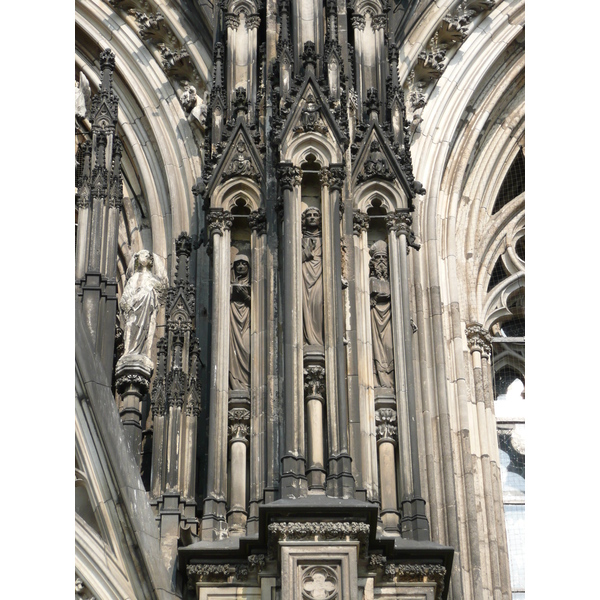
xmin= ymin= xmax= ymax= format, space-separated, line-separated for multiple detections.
xmin=302 ymin=41 xmax=318 ymax=72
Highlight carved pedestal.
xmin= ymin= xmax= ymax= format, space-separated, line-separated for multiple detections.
xmin=280 ymin=542 xmax=359 ymax=600
xmin=115 ymin=353 xmax=153 ymax=462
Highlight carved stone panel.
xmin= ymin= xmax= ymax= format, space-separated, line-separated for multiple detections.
xmin=280 ymin=543 xmax=359 ymax=600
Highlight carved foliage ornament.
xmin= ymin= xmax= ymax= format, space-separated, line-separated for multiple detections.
xmin=248 ymin=208 xmax=267 ymax=235
xmin=465 ymin=323 xmax=492 ymax=356
xmin=278 ymin=164 xmax=303 ymax=190
xmin=268 ymin=521 xmax=370 ymax=542
xmin=207 ymin=209 xmax=233 ymax=235
xmin=353 ymin=210 xmax=370 ymax=235
xmin=375 ymin=408 xmax=397 ymax=442
xmin=304 ymin=365 xmax=326 ymax=400
xmin=228 ymin=408 xmax=251 ymax=442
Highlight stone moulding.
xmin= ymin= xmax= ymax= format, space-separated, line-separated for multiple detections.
xmin=268 ymin=522 xmax=370 ymax=553
xmin=370 ymin=563 xmax=447 ymax=600
xmin=186 ymin=553 xmax=267 ymax=587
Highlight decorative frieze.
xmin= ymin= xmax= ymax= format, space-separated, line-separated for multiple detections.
xmin=381 ymin=564 xmax=447 ymax=600
xmin=268 ymin=521 xmax=370 ymax=544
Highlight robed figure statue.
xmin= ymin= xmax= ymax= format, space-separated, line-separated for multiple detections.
xmin=302 ymin=207 xmax=325 ymax=347
xmin=369 ymin=240 xmax=394 ymax=388
xmin=119 ymin=249 xmax=168 ymax=361
xmin=229 ymin=254 xmax=251 ymax=390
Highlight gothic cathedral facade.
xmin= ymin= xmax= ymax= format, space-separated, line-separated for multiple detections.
xmin=75 ymin=1 xmax=525 ymax=599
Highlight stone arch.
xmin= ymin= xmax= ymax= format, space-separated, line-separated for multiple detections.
xmin=353 ymin=181 xmax=408 ymax=213
xmin=210 ymin=179 xmax=262 ymax=212
xmin=281 ymin=133 xmax=343 ymax=167
xmin=75 ymin=1 xmax=210 ymax=282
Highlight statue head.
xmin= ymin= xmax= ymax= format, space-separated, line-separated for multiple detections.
xmin=232 ymin=254 xmax=250 ymax=280
xmin=369 ymin=240 xmax=388 ymax=279
xmin=134 ymin=249 xmax=154 ymax=271
xmin=302 ymin=207 xmax=322 ymax=233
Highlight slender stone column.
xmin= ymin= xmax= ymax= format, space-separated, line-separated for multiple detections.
xmin=467 ymin=324 xmax=503 ymax=600
xmin=320 ymin=167 xmax=355 ymax=498
xmin=376 ymin=408 xmax=399 ymax=532
xmin=227 ymin=408 xmax=250 ymax=534
xmin=246 ymin=14 xmax=260 ymax=122
xmin=278 ymin=163 xmax=308 ymax=498
xmin=304 ymin=366 xmax=326 ymax=490
xmin=75 ymin=141 xmax=92 ymax=280
xmin=481 ymin=345 xmax=511 ymax=600
xmin=352 ymin=211 xmax=379 ymax=504
xmin=385 ymin=215 xmax=412 ymax=522
xmin=203 ymin=209 xmax=233 ymax=539
xmin=395 ymin=211 xmax=429 ymax=540
xmin=248 ymin=209 xmax=267 ymax=534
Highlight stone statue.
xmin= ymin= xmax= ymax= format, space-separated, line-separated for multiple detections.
xmin=180 ymin=82 xmax=207 ymax=129
xmin=302 ymin=207 xmax=325 ymax=346
xmin=229 ymin=254 xmax=251 ymax=390
xmin=75 ymin=72 xmax=91 ymax=119
xmin=119 ymin=250 xmax=168 ymax=363
xmin=369 ymin=240 xmax=394 ymax=388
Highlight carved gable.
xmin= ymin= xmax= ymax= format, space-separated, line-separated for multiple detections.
xmin=351 ymin=122 xmax=413 ymax=202
xmin=275 ymin=75 xmax=348 ymax=149
xmin=205 ymin=122 xmax=264 ymax=196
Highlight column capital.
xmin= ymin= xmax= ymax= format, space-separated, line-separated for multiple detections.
xmin=248 ymin=208 xmax=267 ymax=235
xmin=353 ymin=210 xmax=370 ymax=235
xmin=228 ymin=408 xmax=251 ymax=444
xmin=465 ymin=323 xmax=492 ymax=356
xmin=351 ymin=14 xmax=366 ymax=30
xmin=278 ymin=163 xmax=303 ymax=190
xmin=206 ymin=208 xmax=233 ymax=236
xmin=304 ymin=365 xmax=326 ymax=403
xmin=375 ymin=408 xmax=397 ymax=444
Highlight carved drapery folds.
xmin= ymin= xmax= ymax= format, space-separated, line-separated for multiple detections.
xmin=119 ymin=250 xmax=168 ymax=364
xmin=229 ymin=255 xmax=251 ymax=390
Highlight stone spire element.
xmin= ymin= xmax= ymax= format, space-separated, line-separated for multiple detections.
xmin=149 ymin=232 xmax=201 ymax=577
xmin=76 ymin=48 xmax=123 ymax=379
